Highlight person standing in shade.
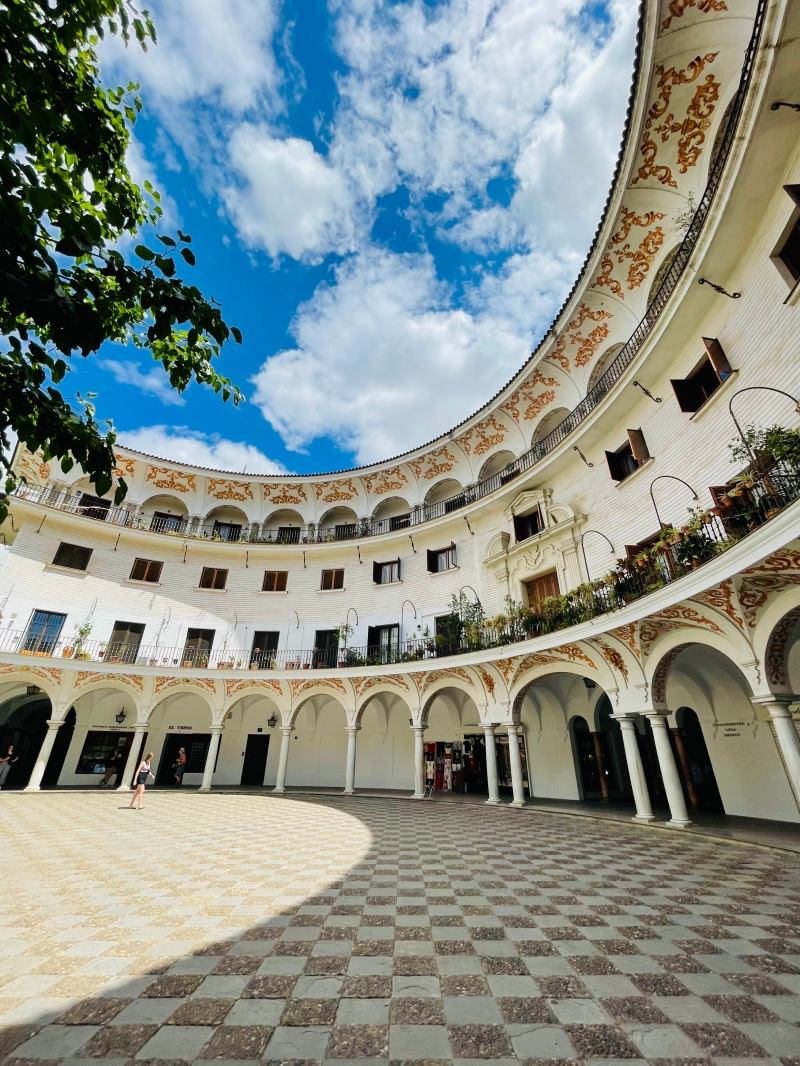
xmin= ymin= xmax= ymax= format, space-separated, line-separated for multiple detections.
xmin=128 ymin=752 xmax=154 ymax=809
xmin=0 ymin=744 xmax=18 ymax=789
xmin=173 ymin=746 xmax=187 ymax=787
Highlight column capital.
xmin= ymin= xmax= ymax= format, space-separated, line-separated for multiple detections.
xmin=411 ymin=725 xmax=424 ymax=735
xmin=209 ymin=724 xmax=224 ymax=735
xmin=44 ymin=718 xmax=64 ymax=730
xmin=346 ymin=724 xmax=360 ymax=735
xmin=281 ymin=725 xmax=293 ymax=736
xmin=483 ymin=723 xmax=495 ymax=735
xmin=751 ymin=695 xmax=794 ymax=715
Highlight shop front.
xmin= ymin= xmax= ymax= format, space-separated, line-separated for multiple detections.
xmin=424 ymin=731 xmax=529 ymax=797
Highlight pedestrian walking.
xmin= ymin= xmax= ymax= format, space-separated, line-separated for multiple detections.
xmin=128 ymin=752 xmax=154 ymax=809
xmin=172 ymin=746 xmax=187 ymax=787
xmin=0 ymin=744 xmax=18 ymax=789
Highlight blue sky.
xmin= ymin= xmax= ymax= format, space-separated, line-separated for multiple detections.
xmin=86 ymin=0 xmax=637 ymax=475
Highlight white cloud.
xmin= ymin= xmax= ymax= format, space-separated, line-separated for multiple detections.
xmin=251 ymin=250 xmax=529 ymax=463
xmin=222 ymin=127 xmax=356 ymax=261
xmin=103 ymin=0 xmax=281 ymax=113
xmin=98 ymin=359 xmax=186 ymax=407
xmin=118 ymin=426 xmax=288 ymax=474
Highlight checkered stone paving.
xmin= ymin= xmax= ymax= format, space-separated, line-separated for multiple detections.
xmin=1 ymin=792 xmax=800 ymax=1064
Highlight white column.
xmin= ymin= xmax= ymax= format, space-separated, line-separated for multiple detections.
xmin=646 ymin=713 xmax=691 ymax=827
xmin=484 ymin=725 xmax=500 ymax=805
xmin=412 ymin=726 xmax=425 ymax=798
xmin=762 ymin=699 xmax=800 ymax=803
xmin=343 ymin=726 xmax=358 ymax=795
xmin=506 ymin=723 xmax=525 ymax=808
xmin=199 ymin=726 xmax=222 ymax=792
xmin=273 ymin=727 xmax=291 ymax=794
xmin=116 ymin=724 xmax=147 ymax=791
xmin=617 ymin=717 xmax=655 ymax=822
xmin=23 ymin=719 xmax=64 ymax=792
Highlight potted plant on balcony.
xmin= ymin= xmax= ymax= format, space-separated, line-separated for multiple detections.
xmin=337 ymin=622 xmax=354 ymax=667
xmin=70 ymin=621 xmax=94 ymax=659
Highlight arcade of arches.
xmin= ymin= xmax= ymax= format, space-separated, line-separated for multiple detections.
xmin=2 ymin=592 xmax=799 ymax=832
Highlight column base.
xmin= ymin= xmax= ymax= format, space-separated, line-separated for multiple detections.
xmin=484 ymin=797 xmax=501 ymax=806
xmin=412 ymin=791 xmax=424 ymax=799
xmin=116 ymin=784 xmax=132 ymax=792
xmin=632 ymin=813 xmax=657 ymax=822
xmin=198 ymin=786 xmax=211 ymax=793
xmin=667 ymin=818 xmax=693 ymax=828
xmin=508 ymin=799 xmax=525 ymax=809
xmin=342 ymin=788 xmax=355 ymax=795
xmin=272 ymin=786 xmax=285 ymax=794
xmin=22 ymin=785 xmax=41 ymax=793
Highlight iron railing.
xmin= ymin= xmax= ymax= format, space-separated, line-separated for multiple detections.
xmin=7 ymin=2 xmax=768 ymax=547
xmin=4 ymin=459 xmax=798 ymax=673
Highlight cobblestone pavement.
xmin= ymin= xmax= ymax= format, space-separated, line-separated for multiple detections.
xmin=2 ymin=792 xmax=800 ymax=1064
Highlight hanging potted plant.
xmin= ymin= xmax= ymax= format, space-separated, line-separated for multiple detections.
xmin=72 ymin=621 xmax=94 ymax=659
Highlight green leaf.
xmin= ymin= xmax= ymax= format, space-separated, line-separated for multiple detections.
xmin=180 ymin=247 xmax=196 ymax=266
xmin=231 ymin=326 xmax=243 ymax=344
xmin=135 ymin=244 xmax=156 ymax=261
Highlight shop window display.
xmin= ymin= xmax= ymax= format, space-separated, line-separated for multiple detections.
xmin=75 ymin=730 xmax=133 ymax=779
xmin=423 ymin=734 xmax=529 ymax=796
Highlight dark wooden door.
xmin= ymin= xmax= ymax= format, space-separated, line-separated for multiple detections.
xmin=240 ymin=734 xmax=270 ymax=787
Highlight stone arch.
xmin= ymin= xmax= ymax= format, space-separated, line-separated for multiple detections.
xmin=762 ymin=605 xmax=800 ymax=696
xmin=140 ymin=492 xmax=189 ymax=517
xmin=646 ymin=244 xmax=680 ymax=308
xmin=204 ymin=503 xmax=251 ymax=533
xmin=532 ymin=407 xmax=569 ymax=446
xmin=510 ymin=653 xmax=616 ymax=716
xmin=70 ymin=674 xmax=145 ymax=716
xmin=424 ymin=478 xmax=463 ymax=508
xmin=263 ymin=508 xmax=306 ymax=539
xmin=148 ymin=682 xmax=217 ymax=723
xmin=318 ymin=506 xmax=359 ymax=538
xmin=355 ymin=683 xmax=413 ymax=726
xmin=478 ymin=449 xmax=517 ymax=482
xmin=286 ymin=693 xmax=349 ymax=788
xmin=420 ymin=672 xmax=484 ymax=719
xmin=355 ymin=690 xmax=415 ymax=791
xmin=424 ymin=685 xmax=483 ymax=737
xmin=752 ymin=586 xmax=800 ymax=683
xmin=288 ymin=689 xmax=350 ymax=730
xmin=587 ymin=343 xmax=624 ymax=394
xmin=0 ymin=667 xmax=63 ymax=710
xmin=644 ymin=628 xmax=758 ymax=711
xmin=372 ymin=497 xmax=411 ymax=526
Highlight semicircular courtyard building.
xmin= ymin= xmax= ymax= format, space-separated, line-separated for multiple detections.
xmin=2 ymin=0 xmax=800 ymax=836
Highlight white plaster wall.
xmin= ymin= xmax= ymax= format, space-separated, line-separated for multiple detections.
xmin=521 ymin=693 xmax=580 ymax=801
xmin=354 ymin=703 xmax=414 ymax=791
xmin=285 ymin=701 xmax=348 ymax=788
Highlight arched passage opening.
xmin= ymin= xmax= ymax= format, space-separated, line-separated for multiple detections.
xmin=56 ymin=686 xmax=141 ymax=788
xmin=146 ymin=691 xmax=215 ymax=788
xmin=424 ymin=479 xmax=463 ymax=511
xmin=478 ymin=450 xmax=516 ymax=482
xmin=532 ymin=408 xmax=569 ymax=446
xmin=652 ymin=640 xmax=797 ymax=822
xmin=355 ymin=691 xmax=414 ymax=792
xmin=142 ymin=493 xmax=189 ymax=533
xmin=0 ymin=684 xmax=53 ymax=789
xmin=205 ymin=504 xmax=250 ymax=542
xmin=286 ymin=695 xmax=348 ymax=788
xmin=372 ymin=496 xmax=411 ymax=533
xmin=423 ymin=686 xmax=497 ymax=796
xmin=219 ymin=694 xmax=281 ymax=787
xmin=318 ymin=506 xmax=359 ymax=541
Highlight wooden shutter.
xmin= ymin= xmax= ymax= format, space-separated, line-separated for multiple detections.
xmin=372 ymin=561 xmax=381 ymax=583
xmin=276 ymin=571 xmax=287 ymax=592
xmin=367 ymin=625 xmax=378 ymax=652
xmin=671 ymin=377 xmax=700 ymax=412
xmin=785 ymin=184 xmax=800 ymax=207
xmin=449 ymin=543 xmax=457 ymax=568
xmin=606 ymin=449 xmax=626 ymax=481
xmin=702 ymin=337 xmax=733 ymax=380
xmin=426 ymin=549 xmax=437 ymax=573
xmin=396 ymin=557 xmax=402 ymax=581
xmin=628 ymin=428 xmax=650 ymax=463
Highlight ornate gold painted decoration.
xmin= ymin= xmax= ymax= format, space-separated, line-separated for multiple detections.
xmin=592 ymin=209 xmax=666 ymax=300
xmin=361 ymin=467 xmax=409 ymax=496
xmin=409 ymin=447 xmax=457 ymax=481
xmin=594 ymin=640 xmax=629 ymax=685
xmin=661 ymin=0 xmax=728 ymax=33
xmin=312 ymin=479 xmax=358 ymax=503
xmin=224 ymin=678 xmax=284 ymax=699
xmin=633 ymin=53 xmax=720 ymax=189
xmin=154 ymin=675 xmax=217 ymax=696
xmin=146 ymin=465 xmax=197 ymax=493
xmin=456 ymin=416 xmax=507 ymax=458
xmin=208 ymin=478 xmax=254 ymax=502
xmin=500 ymin=371 xmax=559 ymax=423
xmin=262 ymin=483 xmax=308 ymax=505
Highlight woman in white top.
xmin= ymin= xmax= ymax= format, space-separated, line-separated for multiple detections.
xmin=128 ymin=752 xmax=155 ymax=809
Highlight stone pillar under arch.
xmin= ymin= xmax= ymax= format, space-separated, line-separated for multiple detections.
xmin=273 ymin=727 xmax=292 ymax=794
xmin=343 ymin=726 xmax=358 ymax=795
xmin=117 ymin=724 xmax=148 ymax=791
xmin=24 ymin=718 xmax=65 ymax=792
xmin=199 ymin=726 xmax=223 ymax=792
xmin=412 ymin=726 xmax=425 ymax=799
xmin=645 ymin=713 xmax=691 ymax=827
xmin=616 ymin=717 xmax=655 ymax=822
xmin=484 ymin=725 xmax=500 ymax=805
xmin=506 ymin=724 xmax=525 ymax=808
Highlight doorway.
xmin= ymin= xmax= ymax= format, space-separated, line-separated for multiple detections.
xmin=674 ymin=707 xmax=724 ymax=813
xmin=240 ymin=734 xmax=270 ymax=786
xmin=157 ymin=733 xmax=210 ymax=785
xmin=569 ymin=716 xmax=603 ymax=799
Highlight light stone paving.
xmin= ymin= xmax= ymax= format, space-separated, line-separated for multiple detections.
xmin=1 ymin=791 xmax=800 ymax=1064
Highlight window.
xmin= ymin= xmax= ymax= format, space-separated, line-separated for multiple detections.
xmin=75 ymin=732 xmax=132 ymax=776
xmin=771 ymin=185 xmax=800 ymax=286
xmin=151 ymin=511 xmax=184 ymax=533
xmin=313 ymin=629 xmax=339 ymax=668
xmin=444 ymin=492 xmax=466 ymax=513
xmin=107 ymin=621 xmax=145 ymax=663
xmin=262 ymin=570 xmax=288 ymax=592
xmin=129 ymin=558 xmax=163 ymax=583
xmin=52 ymin=542 xmax=92 ymax=571
xmin=671 ymin=338 xmax=734 ymax=413
xmin=434 ymin=614 xmax=460 ymax=655
xmin=199 ymin=567 xmax=228 ymax=590
xmin=320 ymin=568 xmax=344 ymax=591
xmin=334 ymin=522 xmax=358 ymax=541
xmin=367 ymin=624 xmax=400 ymax=663
xmin=276 ymin=526 xmax=300 ymax=544
xmin=513 ymin=507 xmax=542 ymax=543
xmin=182 ymin=628 xmax=214 ymax=666
xmin=77 ymin=493 xmax=110 ymax=521
xmin=389 ymin=513 xmax=410 ymax=530
xmin=373 ymin=559 xmax=401 ymax=584
xmin=251 ymin=631 xmax=279 ymax=668
xmin=212 ymin=520 xmax=241 ymax=542
xmin=427 ymin=545 xmax=457 ymax=573
xmin=22 ymin=609 xmax=66 ymax=653
xmin=606 ymin=428 xmax=650 ymax=482
xmin=525 ymin=571 xmax=560 ymax=605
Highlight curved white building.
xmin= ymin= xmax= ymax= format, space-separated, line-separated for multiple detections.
xmin=1 ymin=0 xmax=799 ymax=828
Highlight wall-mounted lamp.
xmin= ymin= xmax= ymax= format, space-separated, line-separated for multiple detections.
xmin=770 ymin=101 xmax=800 ymax=112
xmin=649 ymin=475 xmax=699 ymax=529
xmin=579 ymin=529 xmax=615 ymax=581
xmin=573 ymin=445 xmax=593 ymax=468
xmin=632 ymin=381 xmax=662 ymax=403
xmin=115 ymin=709 xmax=127 ymax=725
xmin=267 ymin=713 xmax=277 ymax=728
